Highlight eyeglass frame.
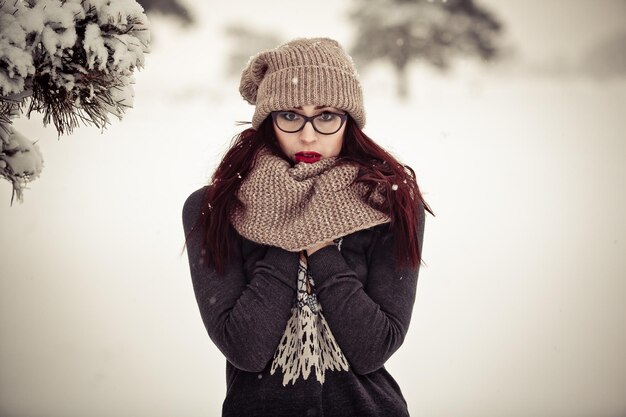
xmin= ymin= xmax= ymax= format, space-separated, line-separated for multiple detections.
xmin=270 ymin=111 xmax=348 ymax=135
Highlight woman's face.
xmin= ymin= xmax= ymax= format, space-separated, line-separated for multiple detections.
xmin=272 ymin=104 xmax=347 ymax=164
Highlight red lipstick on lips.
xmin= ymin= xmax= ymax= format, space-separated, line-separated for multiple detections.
xmin=295 ymin=151 xmax=322 ymax=164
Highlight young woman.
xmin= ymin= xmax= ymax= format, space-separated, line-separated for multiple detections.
xmin=183 ymin=37 xmax=432 ymax=417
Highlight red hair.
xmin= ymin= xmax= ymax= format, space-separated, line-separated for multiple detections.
xmin=186 ymin=116 xmax=433 ymax=274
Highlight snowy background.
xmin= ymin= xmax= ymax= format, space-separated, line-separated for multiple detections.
xmin=1 ymin=1 xmax=625 ymax=416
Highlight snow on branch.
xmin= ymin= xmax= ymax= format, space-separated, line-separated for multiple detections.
xmin=0 ymin=0 xmax=151 ymax=203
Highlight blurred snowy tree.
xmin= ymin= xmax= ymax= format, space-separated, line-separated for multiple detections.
xmin=136 ymin=0 xmax=193 ymax=24
xmin=349 ymin=0 xmax=503 ymax=98
xmin=581 ymin=32 xmax=626 ymax=79
xmin=224 ymin=24 xmax=282 ymax=78
xmin=0 ymin=0 xmax=150 ymax=203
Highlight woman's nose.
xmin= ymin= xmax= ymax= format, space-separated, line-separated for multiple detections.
xmin=298 ymin=120 xmax=318 ymax=143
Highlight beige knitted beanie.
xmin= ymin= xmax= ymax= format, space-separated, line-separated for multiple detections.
xmin=239 ymin=37 xmax=365 ymax=130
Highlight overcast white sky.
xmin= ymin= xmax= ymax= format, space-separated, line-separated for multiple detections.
xmin=1 ymin=1 xmax=625 ymax=417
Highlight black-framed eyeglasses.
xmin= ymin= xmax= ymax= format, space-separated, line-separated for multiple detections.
xmin=271 ymin=111 xmax=348 ymax=135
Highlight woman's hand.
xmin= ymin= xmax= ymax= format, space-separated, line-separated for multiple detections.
xmin=306 ymin=240 xmax=335 ymax=256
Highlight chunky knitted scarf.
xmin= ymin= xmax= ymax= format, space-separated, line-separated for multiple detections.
xmin=230 ymin=149 xmax=389 ymax=251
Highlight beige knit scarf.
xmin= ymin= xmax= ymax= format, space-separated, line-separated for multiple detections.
xmin=230 ymin=149 xmax=389 ymax=251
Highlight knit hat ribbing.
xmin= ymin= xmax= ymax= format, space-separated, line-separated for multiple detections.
xmin=239 ymin=38 xmax=366 ymax=130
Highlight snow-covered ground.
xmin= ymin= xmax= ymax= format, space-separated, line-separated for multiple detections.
xmin=1 ymin=2 xmax=625 ymax=416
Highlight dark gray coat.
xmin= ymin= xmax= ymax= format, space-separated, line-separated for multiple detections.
xmin=183 ymin=186 xmax=426 ymax=417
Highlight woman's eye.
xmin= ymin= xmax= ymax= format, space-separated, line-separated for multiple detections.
xmin=281 ymin=112 xmax=301 ymax=121
xmin=318 ymin=112 xmax=337 ymax=122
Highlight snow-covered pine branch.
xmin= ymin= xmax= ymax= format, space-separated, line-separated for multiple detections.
xmin=0 ymin=122 xmax=43 ymax=204
xmin=0 ymin=0 xmax=151 ymax=203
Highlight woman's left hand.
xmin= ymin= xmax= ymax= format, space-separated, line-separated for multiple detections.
xmin=306 ymin=240 xmax=334 ymax=256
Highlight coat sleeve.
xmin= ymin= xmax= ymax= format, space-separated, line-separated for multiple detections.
xmin=306 ymin=203 xmax=426 ymax=375
xmin=182 ymin=187 xmax=299 ymax=372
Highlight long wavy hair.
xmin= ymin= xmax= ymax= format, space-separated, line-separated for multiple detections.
xmin=186 ymin=115 xmax=434 ymax=274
